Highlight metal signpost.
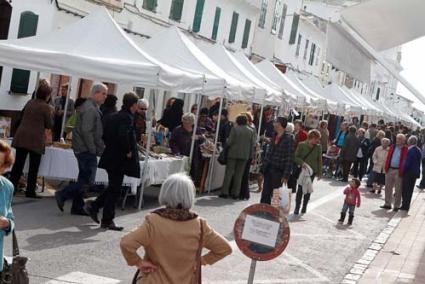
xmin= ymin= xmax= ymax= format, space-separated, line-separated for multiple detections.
xmin=233 ymin=204 xmax=290 ymax=284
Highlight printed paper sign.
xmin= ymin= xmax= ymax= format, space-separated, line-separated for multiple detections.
xmin=241 ymin=215 xmax=280 ymax=248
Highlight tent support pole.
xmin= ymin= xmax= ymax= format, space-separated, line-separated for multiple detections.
xmin=206 ymin=96 xmax=224 ymax=194
xmin=60 ymin=77 xmax=73 ymax=140
xmin=189 ymin=93 xmax=202 ymax=175
xmin=257 ymin=104 xmax=264 ymax=143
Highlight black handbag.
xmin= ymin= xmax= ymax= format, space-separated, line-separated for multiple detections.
xmin=1 ymin=231 xmax=29 ymax=284
xmin=217 ymin=146 xmax=228 ymax=165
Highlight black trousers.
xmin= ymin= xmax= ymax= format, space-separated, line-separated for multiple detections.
xmin=342 ymin=160 xmax=353 ymax=181
xmin=9 ymin=147 xmax=41 ymax=195
xmin=92 ymin=170 xmax=124 ymax=224
xmin=401 ymin=172 xmax=417 ymax=211
xmin=353 ymin=157 xmax=368 ymax=181
xmin=294 ymin=175 xmax=315 ymax=213
xmin=260 ymin=167 xmax=283 ymax=204
xmin=239 ymin=159 xmax=252 ymax=200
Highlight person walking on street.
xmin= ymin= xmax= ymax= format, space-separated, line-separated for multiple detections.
xmin=120 ymin=173 xmax=232 ymax=284
xmin=340 ymin=126 xmax=360 ymax=182
xmin=370 ymin=138 xmax=391 ymax=194
xmin=338 ymin=178 xmax=361 ymax=226
xmin=220 ymin=115 xmax=255 ymax=199
xmin=381 ymin=134 xmax=408 ymax=212
xmin=85 ymin=92 xmax=140 ymax=231
xmin=352 ymin=128 xmax=370 ymax=181
xmin=400 ymin=136 xmax=422 ymax=211
xmin=55 ymin=83 xmax=107 ymax=215
xmin=293 ymin=130 xmax=322 ymax=215
xmin=260 ymin=117 xmax=293 ymax=204
xmin=239 ymin=112 xmax=257 ymax=201
xmin=10 ymin=81 xmax=53 ymax=198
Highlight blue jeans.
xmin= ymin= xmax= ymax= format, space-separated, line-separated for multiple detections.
xmin=342 ymin=203 xmax=355 ymax=216
xmin=58 ymin=152 xmax=98 ymax=213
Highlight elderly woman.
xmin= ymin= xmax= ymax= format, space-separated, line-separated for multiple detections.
xmin=0 ymin=141 xmax=15 ymax=273
xmin=135 ymin=98 xmax=149 ymax=143
xmin=170 ymin=113 xmax=196 ymax=157
xmin=400 ymin=136 xmax=422 ymax=211
xmin=366 ymin=130 xmax=386 ymax=188
xmin=10 ymin=81 xmax=53 ymax=198
xmin=120 ymin=173 xmax=232 ymax=283
xmin=294 ymin=129 xmax=322 ymax=215
xmin=371 ymin=138 xmax=391 ymax=194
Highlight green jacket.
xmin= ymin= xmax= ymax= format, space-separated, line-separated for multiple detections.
xmin=294 ymin=141 xmax=323 ymax=177
xmin=226 ymin=125 xmax=255 ymax=160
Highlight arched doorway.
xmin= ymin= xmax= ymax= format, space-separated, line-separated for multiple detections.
xmin=0 ymin=0 xmax=12 ymax=84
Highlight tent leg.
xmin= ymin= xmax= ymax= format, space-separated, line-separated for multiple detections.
xmin=189 ymin=93 xmax=202 ymax=174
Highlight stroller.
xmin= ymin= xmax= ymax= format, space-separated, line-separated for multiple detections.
xmin=322 ymin=145 xmax=340 ymax=178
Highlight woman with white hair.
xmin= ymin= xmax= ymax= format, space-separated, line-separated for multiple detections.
xmin=169 ymin=113 xmax=196 ymax=156
xmin=120 ymin=173 xmax=232 ymax=283
xmin=371 ymin=138 xmax=391 ymax=194
xmin=135 ymin=98 xmax=149 ymax=143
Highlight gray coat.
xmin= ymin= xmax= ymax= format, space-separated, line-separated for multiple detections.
xmin=226 ymin=125 xmax=255 ymax=160
xmin=72 ymin=99 xmax=105 ymax=156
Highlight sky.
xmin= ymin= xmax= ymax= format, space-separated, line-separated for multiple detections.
xmin=397 ymin=36 xmax=425 ymax=110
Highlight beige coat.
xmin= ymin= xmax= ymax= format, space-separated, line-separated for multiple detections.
xmin=373 ymin=146 xmax=389 ymax=173
xmin=120 ymin=213 xmax=232 ymax=284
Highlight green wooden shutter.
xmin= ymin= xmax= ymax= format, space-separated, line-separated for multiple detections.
xmin=192 ymin=0 xmax=205 ymax=33
xmin=241 ymin=19 xmax=251 ymax=49
xmin=169 ymin=0 xmax=184 ymax=21
xmin=10 ymin=11 xmax=38 ymax=94
xmin=142 ymin=0 xmax=157 ymax=12
xmin=0 ymin=1 xmax=12 ymax=86
xmin=229 ymin=12 xmax=239 ymax=43
xmin=211 ymin=7 xmax=221 ymax=40
xmin=289 ymin=13 xmax=300 ymax=45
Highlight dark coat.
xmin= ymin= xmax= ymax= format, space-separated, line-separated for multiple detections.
xmin=12 ymin=99 xmax=53 ymax=154
xmin=403 ymin=146 xmax=422 ymax=178
xmin=98 ymin=109 xmax=140 ymax=178
xmin=341 ymin=133 xmax=360 ymax=162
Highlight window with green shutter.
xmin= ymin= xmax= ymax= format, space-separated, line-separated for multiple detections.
xmin=211 ymin=7 xmax=221 ymax=40
xmin=169 ymin=0 xmax=184 ymax=21
xmin=10 ymin=11 xmax=38 ymax=94
xmin=229 ymin=12 xmax=239 ymax=43
xmin=142 ymin=0 xmax=157 ymax=12
xmin=241 ymin=19 xmax=251 ymax=49
xmin=289 ymin=13 xmax=300 ymax=45
xmin=192 ymin=0 xmax=205 ymax=33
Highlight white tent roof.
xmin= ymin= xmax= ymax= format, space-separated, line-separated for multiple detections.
xmin=341 ymin=0 xmax=425 ymax=51
xmin=0 ymin=8 xmax=203 ymax=91
xmin=199 ymin=43 xmax=279 ymax=105
xmin=142 ymin=26 xmax=254 ymax=100
xmin=324 ymin=84 xmax=364 ymax=114
xmin=340 ymin=86 xmax=382 ymax=114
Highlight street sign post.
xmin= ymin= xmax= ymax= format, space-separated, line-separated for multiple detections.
xmin=234 ymin=204 xmax=290 ymax=283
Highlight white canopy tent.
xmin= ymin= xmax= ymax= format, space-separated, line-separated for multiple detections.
xmin=199 ymin=43 xmax=280 ymax=105
xmin=324 ymin=84 xmax=364 ymax=115
xmin=340 ymin=86 xmax=382 ymax=115
xmin=141 ymin=26 xmax=254 ymax=101
xmin=0 ymin=8 xmax=203 ymax=91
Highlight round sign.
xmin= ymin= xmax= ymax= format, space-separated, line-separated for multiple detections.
xmin=233 ymin=204 xmax=290 ymax=261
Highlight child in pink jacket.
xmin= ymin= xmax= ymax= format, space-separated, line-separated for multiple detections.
xmin=338 ymin=178 xmax=361 ymax=225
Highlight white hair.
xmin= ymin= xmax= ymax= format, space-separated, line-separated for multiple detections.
xmin=286 ymin=122 xmax=294 ymax=134
xmin=137 ymin=98 xmax=149 ymax=109
xmin=159 ymin=173 xmax=195 ymax=209
xmin=182 ymin=113 xmax=195 ymax=124
xmin=91 ymin=82 xmax=108 ymax=96
xmin=381 ymin=138 xmax=391 ymax=146
xmin=408 ymin=135 xmax=418 ymax=146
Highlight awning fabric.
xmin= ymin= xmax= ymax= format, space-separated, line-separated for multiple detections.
xmin=199 ymin=43 xmax=280 ymax=105
xmin=341 ymin=0 xmax=425 ymax=51
xmin=142 ymin=26 xmax=254 ymax=100
xmin=0 ymin=8 xmax=203 ymax=91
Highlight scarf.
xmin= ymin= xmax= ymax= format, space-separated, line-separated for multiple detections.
xmin=152 ymin=208 xmax=198 ymax=221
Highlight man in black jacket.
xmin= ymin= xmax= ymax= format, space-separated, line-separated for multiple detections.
xmin=85 ymin=92 xmax=140 ymax=231
xmin=260 ymin=117 xmax=293 ymax=204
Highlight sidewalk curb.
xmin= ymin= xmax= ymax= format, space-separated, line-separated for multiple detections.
xmin=340 ymin=191 xmax=420 ymax=284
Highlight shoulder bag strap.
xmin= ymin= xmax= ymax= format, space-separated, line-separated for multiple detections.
xmin=302 ymin=145 xmax=316 ymax=162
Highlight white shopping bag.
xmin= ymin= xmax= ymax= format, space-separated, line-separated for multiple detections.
xmin=271 ymin=184 xmax=291 ymax=216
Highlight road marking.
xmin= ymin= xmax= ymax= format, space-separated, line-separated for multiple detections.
xmin=311 ymin=212 xmax=367 ymax=239
xmin=46 ymin=272 xmax=120 ymax=284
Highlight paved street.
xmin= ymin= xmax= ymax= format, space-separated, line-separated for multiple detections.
xmin=9 ymin=177 xmax=399 ymax=283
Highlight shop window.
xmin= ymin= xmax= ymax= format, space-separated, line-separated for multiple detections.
xmin=295 ymin=34 xmax=302 ymax=57
xmin=241 ymin=19 xmax=251 ymax=49
xmin=10 ymin=11 xmax=38 ymax=94
xmin=211 ymin=7 xmax=221 ymax=40
xmin=229 ymin=12 xmax=239 ymax=43
xmin=258 ymin=0 xmax=268 ymax=29
xmin=289 ymin=13 xmax=300 ymax=45
xmin=169 ymin=0 xmax=184 ymax=22
xmin=142 ymin=0 xmax=157 ymax=12
xmin=278 ymin=4 xmax=287 ymax=39
xmin=0 ymin=0 xmax=12 ymax=86
xmin=192 ymin=0 xmax=205 ymax=33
